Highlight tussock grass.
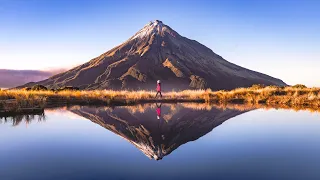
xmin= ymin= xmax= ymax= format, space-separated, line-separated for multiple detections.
xmin=211 ymin=86 xmax=320 ymax=107
xmin=1 ymin=85 xmax=320 ymax=112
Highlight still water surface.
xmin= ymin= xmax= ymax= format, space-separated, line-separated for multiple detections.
xmin=1 ymin=104 xmax=320 ymax=180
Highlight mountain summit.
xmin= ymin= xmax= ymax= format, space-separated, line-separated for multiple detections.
xmin=24 ymin=20 xmax=286 ymax=90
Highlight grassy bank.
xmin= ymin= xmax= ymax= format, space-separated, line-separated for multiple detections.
xmin=1 ymin=85 xmax=320 ymax=112
xmin=212 ymin=85 xmax=320 ymax=106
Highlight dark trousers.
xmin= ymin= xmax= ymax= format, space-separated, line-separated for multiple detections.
xmin=155 ymin=91 xmax=162 ymax=98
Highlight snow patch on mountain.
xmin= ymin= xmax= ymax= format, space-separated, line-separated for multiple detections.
xmin=132 ymin=20 xmax=164 ymax=39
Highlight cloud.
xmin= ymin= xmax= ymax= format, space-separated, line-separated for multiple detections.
xmin=45 ymin=107 xmax=87 ymax=120
xmin=0 ymin=68 xmax=66 ymax=88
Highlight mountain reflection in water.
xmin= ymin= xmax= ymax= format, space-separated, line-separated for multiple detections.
xmin=3 ymin=104 xmax=320 ymax=180
xmin=0 ymin=103 xmax=249 ymax=160
xmin=69 ymin=103 xmax=249 ymax=160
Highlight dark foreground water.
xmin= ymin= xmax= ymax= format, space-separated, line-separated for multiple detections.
xmin=1 ymin=104 xmax=320 ymax=180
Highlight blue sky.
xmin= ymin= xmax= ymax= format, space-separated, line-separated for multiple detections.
xmin=1 ymin=0 xmax=319 ymax=86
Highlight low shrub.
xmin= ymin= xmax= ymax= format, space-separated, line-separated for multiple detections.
xmin=31 ymin=85 xmax=48 ymax=91
xmin=57 ymin=86 xmax=80 ymax=91
xmin=292 ymin=84 xmax=307 ymax=88
xmin=250 ymin=84 xmax=266 ymax=90
xmin=23 ymin=87 xmax=31 ymax=91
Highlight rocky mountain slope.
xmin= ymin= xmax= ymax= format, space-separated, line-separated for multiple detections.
xmin=21 ymin=20 xmax=286 ymax=90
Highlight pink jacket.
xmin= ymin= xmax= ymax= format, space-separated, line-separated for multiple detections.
xmin=157 ymin=83 xmax=161 ymax=92
xmin=156 ymin=108 xmax=161 ymax=116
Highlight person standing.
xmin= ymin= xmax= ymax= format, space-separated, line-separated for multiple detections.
xmin=155 ymin=80 xmax=162 ymax=98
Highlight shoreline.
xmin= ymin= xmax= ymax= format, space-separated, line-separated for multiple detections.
xmin=1 ymin=100 xmax=320 ymax=117
xmin=1 ymin=85 xmax=320 ymax=114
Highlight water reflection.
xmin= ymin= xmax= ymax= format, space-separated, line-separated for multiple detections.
xmin=2 ymin=104 xmax=320 ymax=179
xmin=0 ymin=113 xmax=45 ymax=126
xmin=68 ymin=103 xmax=249 ymax=160
xmin=0 ymin=103 xmax=249 ymax=160
xmin=156 ymin=103 xmax=162 ymax=120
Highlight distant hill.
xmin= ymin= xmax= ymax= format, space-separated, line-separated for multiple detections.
xmin=0 ymin=69 xmax=63 ymax=89
xmin=19 ymin=20 xmax=286 ymax=90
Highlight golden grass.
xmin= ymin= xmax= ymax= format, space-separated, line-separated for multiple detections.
xmin=1 ymin=85 xmax=320 ymax=112
xmin=211 ymin=86 xmax=320 ymax=107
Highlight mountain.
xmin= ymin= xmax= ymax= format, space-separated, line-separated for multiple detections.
xmin=20 ymin=20 xmax=286 ymax=90
xmin=0 ymin=69 xmax=64 ymax=89
xmin=69 ymin=104 xmax=249 ymax=160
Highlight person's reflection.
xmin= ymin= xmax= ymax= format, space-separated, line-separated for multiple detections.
xmin=156 ymin=103 xmax=162 ymax=120
xmin=156 ymin=103 xmax=165 ymax=142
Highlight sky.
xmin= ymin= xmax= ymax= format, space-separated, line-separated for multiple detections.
xmin=0 ymin=0 xmax=319 ymax=86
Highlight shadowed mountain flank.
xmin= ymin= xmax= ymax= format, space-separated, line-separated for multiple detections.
xmin=69 ymin=104 xmax=249 ymax=160
xmin=19 ymin=20 xmax=286 ymax=91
